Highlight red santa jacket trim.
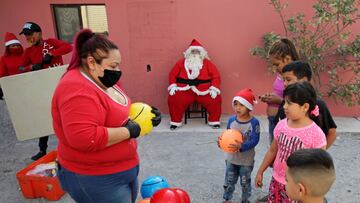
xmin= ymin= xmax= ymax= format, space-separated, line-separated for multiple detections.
xmin=178 ymin=85 xmax=191 ymax=91
xmin=191 ymin=86 xmax=209 ymax=96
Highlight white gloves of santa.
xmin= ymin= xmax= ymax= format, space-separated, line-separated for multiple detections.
xmin=168 ymin=84 xmax=178 ymax=96
xmin=169 ymin=87 xmax=178 ymax=95
xmin=209 ymin=86 xmax=220 ymax=99
xmin=209 ymin=89 xmax=218 ymax=99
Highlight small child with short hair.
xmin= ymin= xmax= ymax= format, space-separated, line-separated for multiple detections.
xmin=286 ymin=148 xmax=335 ymax=203
xmin=220 ymin=88 xmax=260 ymax=203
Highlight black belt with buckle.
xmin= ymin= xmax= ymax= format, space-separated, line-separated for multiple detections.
xmin=176 ymin=77 xmax=211 ymax=86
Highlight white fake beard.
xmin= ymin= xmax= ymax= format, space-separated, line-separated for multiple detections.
xmin=184 ymin=54 xmax=203 ymax=79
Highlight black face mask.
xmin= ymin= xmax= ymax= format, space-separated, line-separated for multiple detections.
xmin=98 ymin=69 xmax=122 ymax=87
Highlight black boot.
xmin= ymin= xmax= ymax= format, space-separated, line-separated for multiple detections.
xmin=170 ymin=125 xmax=178 ymax=130
xmin=31 ymin=151 xmax=46 ymax=161
xmin=211 ymin=124 xmax=220 ymax=129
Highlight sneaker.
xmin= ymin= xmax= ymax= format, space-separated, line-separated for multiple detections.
xmin=257 ymin=194 xmax=269 ymax=202
xmin=211 ymin=124 xmax=220 ymax=129
xmin=170 ymin=125 xmax=178 ymax=130
xmin=241 ymin=200 xmax=250 ymax=203
xmin=31 ymin=151 xmax=46 ymax=161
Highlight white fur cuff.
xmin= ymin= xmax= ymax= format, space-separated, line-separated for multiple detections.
xmin=208 ymin=121 xmax=220 ymax=125
xmin=170 ymin=121 xmax=183 ymax=126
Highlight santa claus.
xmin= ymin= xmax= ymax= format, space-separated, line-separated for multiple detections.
xmin=168 ymin=39 xmax=221 ymax=130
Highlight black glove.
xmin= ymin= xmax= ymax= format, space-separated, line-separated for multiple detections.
xmin=31 ymin=64 xmax=43 ymax=71
xmin=124 ymin=119 xmax=141 ymax=139
xmin=42 ymin=53 xmax=53 ymax=64
xmin=151 ymin=106 xmax=161 ymax=127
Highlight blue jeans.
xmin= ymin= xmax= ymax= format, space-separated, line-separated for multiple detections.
xmin=268 ymin=116 xmax=276 ymax=145
xmin=57 ymin=163 xmax=139 ymax=203
xmin=223 ymin=161 xmax=254 ymax=201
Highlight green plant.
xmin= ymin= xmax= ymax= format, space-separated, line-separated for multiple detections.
xmin=250 ymin=0 xmax=360 ymax=106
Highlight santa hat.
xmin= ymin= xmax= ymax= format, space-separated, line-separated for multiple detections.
xmin=232 ymin=88 xmax=257 ymax=111
xmin=4 ymin=32 xmax=20 ymax=46
xmin=190 ymin=39 xmax=202 ymax=47
xmin=184 ymin=39 xmax=209 ymax=59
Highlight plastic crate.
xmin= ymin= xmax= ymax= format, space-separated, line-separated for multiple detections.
xmin=16 ymin=151 xmax=65 ymax=201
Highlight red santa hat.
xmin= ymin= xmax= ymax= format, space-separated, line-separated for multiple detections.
xmin=4 ymin=32 xmax=21 ymax=47
xmin=190 ymin=39 xmax=202 ymax=47
xmin=184 ymin=38 xmax=209 ymax=59
xmin=232 ymin=88 xmax=257 ymax=111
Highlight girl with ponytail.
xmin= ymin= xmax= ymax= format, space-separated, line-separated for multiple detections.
xmin=259 ymin=38 xmax=300 ymax=146
xmin=255 ymin=82 xmax=326 ymax=203
xmin=52 ymin=29 xmax=161 ymax=203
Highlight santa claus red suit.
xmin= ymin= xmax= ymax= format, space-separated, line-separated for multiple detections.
xmin=168 ymin=39 xmax=222 ymax=129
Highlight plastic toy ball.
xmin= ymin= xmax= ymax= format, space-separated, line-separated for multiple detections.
xmin=140 ymin=176 xmax=169 ymax=198
xmin=129 ymin=102 xmax=155 ymax=136
xmin=218 ymin=129 xmax=243 ymax=153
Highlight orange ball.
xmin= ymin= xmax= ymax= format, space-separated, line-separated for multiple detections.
xmin=218 ymin=129 xmax=243 ymax=153
xmin=138 ymin=198 xmax=151 ymax=203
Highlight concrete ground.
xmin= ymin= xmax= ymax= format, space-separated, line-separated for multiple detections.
xmin=0 ymin=99 xmax=359 ymax=203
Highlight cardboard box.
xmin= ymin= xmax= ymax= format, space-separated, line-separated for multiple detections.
xmin=0 ymin=65 xmax=67 ymax=141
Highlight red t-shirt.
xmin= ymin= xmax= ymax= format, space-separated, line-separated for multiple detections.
xmin=21 ymin=38 xmax=72 ymax=69
xmin=0 ymin=54 xmax=23 ymax=77
xmin=52 ymin=68 xmax=139 ymax=175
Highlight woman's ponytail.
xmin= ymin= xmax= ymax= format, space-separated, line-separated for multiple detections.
xmin=67 ymin=29 xmax=94 ymax=71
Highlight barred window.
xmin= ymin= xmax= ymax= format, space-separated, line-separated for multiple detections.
xmin=52 ymin=4 xmax=109 ymax=43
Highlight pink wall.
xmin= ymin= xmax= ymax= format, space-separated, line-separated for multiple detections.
xmin=1 ymin=0 xmax=359 ymax=116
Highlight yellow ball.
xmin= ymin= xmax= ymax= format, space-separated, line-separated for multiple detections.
xmin=129 ymin=102 xmax=155 ymax=136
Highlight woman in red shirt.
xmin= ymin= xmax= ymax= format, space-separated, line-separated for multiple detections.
xmin=51 ymin=29 xmax=161 ymax=203
xmin=0 ymin=32 xmax=27 ymax=99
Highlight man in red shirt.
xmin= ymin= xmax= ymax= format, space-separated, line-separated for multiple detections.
xmin=19 ymin=22 xmax=72 ymax=160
